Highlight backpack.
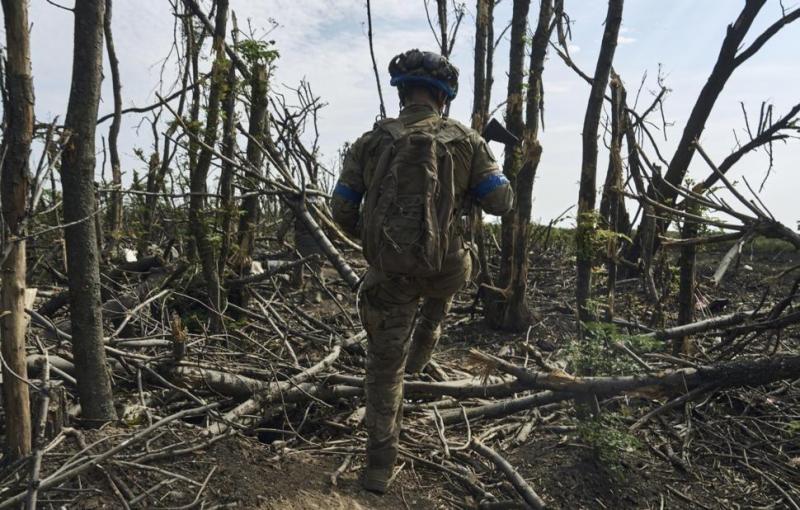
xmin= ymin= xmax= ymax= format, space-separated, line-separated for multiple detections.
xmin=361 ymin=118 xmax=466 ymax=276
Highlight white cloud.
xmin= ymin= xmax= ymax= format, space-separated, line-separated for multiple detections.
xmin=617 ymin=35 xmax=636 ymax=45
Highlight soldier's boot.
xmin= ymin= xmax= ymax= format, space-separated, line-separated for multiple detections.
xmin=405 ymin=317 xmax=441 ymax=374
xmin=361 ymin=451 xmax=395 ymax=494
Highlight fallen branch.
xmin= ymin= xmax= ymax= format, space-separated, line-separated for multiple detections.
xmin=472 ymin=349 xmax=800 ymax=397
xmin=208 ymin=345 xmax=341 ymax=435
xmin=472 ymin=439 xmax=547 ymax=509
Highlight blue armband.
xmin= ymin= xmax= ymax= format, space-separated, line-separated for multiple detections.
xmin=471 ymin=173 xmax=509 ymax=200
xmin=334 ymin=183 xmax=363 ymax=204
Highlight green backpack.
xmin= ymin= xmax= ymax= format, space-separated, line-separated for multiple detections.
xmin=362 ymin=118 xmax=466 ymax=276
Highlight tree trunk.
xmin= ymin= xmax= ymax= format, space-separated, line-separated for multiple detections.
xmin=504 ymin=0 xmax=554 ymax=330
xmin=217 ymin=59 xmax=237 ymax=280
xmin=60 ymin=0 xmax=117 ymax=422
xmin=103 ymin=0 xmax=123 ymax=249
xmin=188 ymin=0 xmax=229 ymax=331
xmin=599 ymin=72 xmax=626 ymax=320
xmin=676 ymin=201 xmax=698 ymax=355
xmin=485 ymin=0 xmax=495 ymax=111
xmin=470 ymin=0 xmax=492 ymax=286
xmin=436 ymin=0 xmax=448 ymax=56
xmin=575 ymin=0 xmax=623 ymax=328
xmin=496 ymin=0 xmax=529 ymax=292
xmin=486 ymin=0 xmax=554 ymax=331
xmin=232 ymin=62 xmax=269 ymax=309
xmin=1 ymin=0 xmax=34 ymax=459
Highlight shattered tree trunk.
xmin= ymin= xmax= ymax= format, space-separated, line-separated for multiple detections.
xmin=1 ymin=0 xmax=34 ymax=458
xmin=60 ymin=0 xmax=117 ymax=422
xmin=484 ymin=0 xmax=529 ymax=328
xmin=188 ymin=0 xmax=228 ymax=331
xmin=487 ymin=0 xmax=555 ymax=330
xmin=575 ymin=0 xmax=623 ymax=328
xmin=470 ymin=0 xmax=491 ymax=286
xmin=232 ymin=63 xmax=269 ymax=309
xmin=103 ymin=0 xmax=123 ymax=248
xmin=598 ymin=73 xmax=627 ymax=320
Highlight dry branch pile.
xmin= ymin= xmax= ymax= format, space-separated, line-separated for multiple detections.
xmin=1 ymin=234 xmax=799 ymax=508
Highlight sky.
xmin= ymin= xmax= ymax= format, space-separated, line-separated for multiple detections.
xmin=8 ymin=0 xmax=800 ymax=228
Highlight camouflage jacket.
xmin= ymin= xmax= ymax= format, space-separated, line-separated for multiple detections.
xmin=331 ymin=104 xmax=514 ymax=239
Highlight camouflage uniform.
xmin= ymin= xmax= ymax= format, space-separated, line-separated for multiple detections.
xmin=331 ymin=104 xmax=513 ymax=482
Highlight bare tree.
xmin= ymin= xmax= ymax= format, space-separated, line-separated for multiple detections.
xmin=104 ymin=0 xmax=123 ymax=248
xmin=60 ymin=0 xmax=117 ymax=422
xmin=628 ymin=1 xmax=800 ymax=264
xmin=187 ymin=0 xmax=229 ymax=331
xmin=483 ymin=0 xmax=529 ymax=328
xmin=233 ymin=62 xmax=270 ymax=309
xmin=485 ymin=0 xmax=556 ymax=330
xmin=1 ymin=0 xmax=34 ymax=458
xmin=574 ymin=0 xmax=623 ymax=327
xmin=469 ymin=0 xmax=492 ymax=287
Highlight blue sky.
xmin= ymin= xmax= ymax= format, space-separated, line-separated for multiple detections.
xmin=12 ymin=0 xmax=800 ymax=227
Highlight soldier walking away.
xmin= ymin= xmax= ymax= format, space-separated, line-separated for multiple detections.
xmin=331 ymin=49 xmax=514 ymax=494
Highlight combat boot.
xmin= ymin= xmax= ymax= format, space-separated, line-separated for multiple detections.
xmin=405 ymin=321 xmax=441 ymax=374
xmin=361 ymin=465 xmax=394 ymax=494
xmin=361 ymin=450 xmax=396 ymax=494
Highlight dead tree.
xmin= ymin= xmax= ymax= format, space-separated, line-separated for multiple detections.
xmin=60 ymin=0 xmax=117 ymax=422
xmin=574 ymin=0 xmax=623 ymax=327
xmin=187 ymin=0 xmax=229 ymax=331
xmin=233 ymin=61 xmax=269 ymax=310
xmin=484 ymin=0 xmax=530 ymax=328
xmin=629 ymin=1 xmax=800 ymax=264
xmin=469 ymin=0 xmax=491 ymax=286
xmin=427 ymin=0 xmax=465 ymax=58
xmin=217 ymin=49 xmax=237 ymax=280
xmin=485 ymin=0 xmax=556 ymax=330
xmin=1 ymin=0 xmax=34 ymax=458
xmin=597 ymin=72 xmax=627 ymax=320
xmin=103 ymin=0 xmax=123 ymax=248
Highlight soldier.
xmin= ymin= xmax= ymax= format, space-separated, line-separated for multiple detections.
xmin=331 ymin=49 xmax=513 ymax=493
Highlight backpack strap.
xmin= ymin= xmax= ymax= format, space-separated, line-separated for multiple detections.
xmin=374 ymin=118 xmax=405 ymax=140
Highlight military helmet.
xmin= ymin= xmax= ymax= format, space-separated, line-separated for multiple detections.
xmin=389 ymin=49 xmax=459 ymax=100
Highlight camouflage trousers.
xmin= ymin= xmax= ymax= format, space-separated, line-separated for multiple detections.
xmin=358 ymin=249 xmax=471 ymax=471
